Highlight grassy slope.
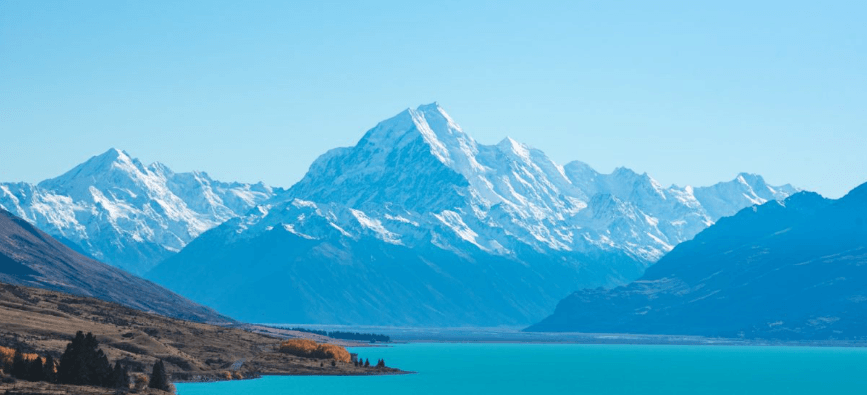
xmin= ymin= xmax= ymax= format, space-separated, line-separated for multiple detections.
xmin=0 ymin=281 xmax=403 ymax=386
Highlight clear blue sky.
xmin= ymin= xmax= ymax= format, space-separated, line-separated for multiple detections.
xmin=1 ymin=1 xmax=865 ymax=198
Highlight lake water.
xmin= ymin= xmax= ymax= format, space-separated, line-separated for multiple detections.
xmin=176 ymin=343 xmax=867 ymax=395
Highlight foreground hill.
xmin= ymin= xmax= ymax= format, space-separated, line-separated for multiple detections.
xmin=528 ymin=182 xmax=867 ymax=340
xmin=149 ymin=103 xmax=795 ymax=326
xmin=0 ymin=208 xmax=227 ymax=323
xmin=0 ymin=149 xmax=279 ymax=274
xmin=0 ymin=281 xmax=402 ymax=386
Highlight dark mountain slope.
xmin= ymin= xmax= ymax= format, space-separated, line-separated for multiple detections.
xmin=148 ymin=216 xmax=641 ymax=325
xmin=0 ymin=208 xmax=229 ymax=324
xmin=528 ymin=183 xmax=867 ymax=340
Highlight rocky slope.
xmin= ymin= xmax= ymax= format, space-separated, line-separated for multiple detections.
xmin=0 ymin=149 xmax=279 ymax=274
xmin=527 ymin=182 xmax=867 ymax=340
xmin=0 ymin=208 xmax=228 ymax=323
xmin=148 ymin=103 xmax=796 ymax=326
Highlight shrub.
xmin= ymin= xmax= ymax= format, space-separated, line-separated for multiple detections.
xmin=278 ymin=339 xmax=351 ymax=362
xmin=132 ymin=373 xmax=150 ymax=391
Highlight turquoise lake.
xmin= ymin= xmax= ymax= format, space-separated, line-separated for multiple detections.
xmin=176 ymin=343 xmax=867 ymax=395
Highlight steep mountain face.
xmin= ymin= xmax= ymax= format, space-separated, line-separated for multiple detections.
xmin=0 ymin=208 xmax=229 ymax=323
xmin=0 ymin=149 xmax=279 ymax=274
xmin=149 ymin=103 xmax=796 ymax=326
xmin=527 ymin=183 xmax=867 ymax=340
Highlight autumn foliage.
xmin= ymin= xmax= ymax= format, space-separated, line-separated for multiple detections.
xmin=0 ymin=346 xmax=40 ymax=366
xmin=278 ymin=339 xmax=350 ymax=362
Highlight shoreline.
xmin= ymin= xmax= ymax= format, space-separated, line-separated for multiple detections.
xmin=386 ymin=338 xmax=867 ymax=348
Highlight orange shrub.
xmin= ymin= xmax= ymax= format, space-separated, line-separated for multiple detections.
xmin=0 ymin=346 xmax=42 ymax=366
xmin=0 ymin=346 xmax=13 ymax=366
xmin=279 ymin=339 xmax=351 ymax=362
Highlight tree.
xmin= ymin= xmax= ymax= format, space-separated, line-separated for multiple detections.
xmin=111 ymin=362 xmax=129 ymax=389
xmin=27 ymin=357 xmax=44 ymax=382
xmin=11 ymin=350 xmax=28 ymax=379
xmin=57 ymin=331 xmax=113 ymax=387
xmin=43 ymin=355 xmax=57 ymax=383
xmin=376 ymin=359 xmax=385 ymax=368
xmin=364 ymin=358 xmax=370 ymax=367
xmin=148 ymin=360 xmax=170 ymax=391
xmin=331 ymin=360 xmax=336 ymax=367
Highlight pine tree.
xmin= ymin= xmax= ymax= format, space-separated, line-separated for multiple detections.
xmin=376 ymin=359 xmax=385 ymax=368
xmin=364 ymin=358 xmax=370 ymax=367
xmin=111 ymin=362 xmax=129 ymax=389
xmin=58 ymin=331 xmax=87 ymax=384
xmin=44 ymin=355 xmax=57 ymax=383
xmin=148 ymin=360 xmax=170 ymax=391
xmin=27 ymin=357 xmax=44 ymax=382
xmin=11 ymin=350 xmax=28 ymax=379
xmin=57 ymin=331 xmax=114 ymax=387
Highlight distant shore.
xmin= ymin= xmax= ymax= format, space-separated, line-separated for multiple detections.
xmin=264 ymin=324 xmax=867 ymax=348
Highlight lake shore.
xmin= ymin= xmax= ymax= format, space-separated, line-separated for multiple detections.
xmin=262 ymin=324 xmax=867 ymax=348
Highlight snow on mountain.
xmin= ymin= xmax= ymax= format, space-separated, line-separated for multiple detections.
xmin=148 ymin=103 xmax=799 ymax=325
xmin=0 ymin=149 xmax=279 ymax=274
xmin=273 ymin=103 xmax=797 ymax=264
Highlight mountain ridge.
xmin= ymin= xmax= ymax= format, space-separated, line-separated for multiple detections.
xmin=147 ymin=103 xmax=798 ymax=326
xmin=526 ymin=182 xmax=867 ymax=339
xmin=0 ymin=207 xmax=229 ymax=323
xmin=0 ymin=148 xmax=280 ymax=274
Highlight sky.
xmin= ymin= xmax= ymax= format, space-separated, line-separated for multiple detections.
xmin=1 ymin=1 xmax=865 ymax=198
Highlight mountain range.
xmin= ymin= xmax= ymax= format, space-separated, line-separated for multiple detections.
xmin=146 ymin=103 xmax=797 ymax=326
xmin=0 ymin=149 xmax=279 ymax=274
xmin=0 ymin=208 xmax=228 ymax=323
xmin=527 ymin=182 xmax=867 ymax=340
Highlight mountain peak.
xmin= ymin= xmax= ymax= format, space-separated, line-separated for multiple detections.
xmin=416 ymin=101 xmax=442 ymax=113
xmin=735 ymin=172 xmax=766 ymax=186
xmin=38 ymin=148 xmax=146 ymax=191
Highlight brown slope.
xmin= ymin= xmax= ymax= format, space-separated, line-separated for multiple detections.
xmin=0 ymin=208 xmax=228 ymax=324
xmin=0 ymin=282 xmax=403 ymax=386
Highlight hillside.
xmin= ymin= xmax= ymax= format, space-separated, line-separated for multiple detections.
xmin=527 ymin=183 xmax=867 ymax=340
xmin=0 ymin=281 xmax=403 ymax=387
xmin=0 ymin=208 xmax=227 ymax=323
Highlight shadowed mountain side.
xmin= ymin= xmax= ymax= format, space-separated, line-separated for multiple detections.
xmin=148 ymin=219 xmax=643 ymax=326
xmin=527 ymin=184 xmax=867 ymax=340
xmin=0 ymin=208 xmax=230 ymax=324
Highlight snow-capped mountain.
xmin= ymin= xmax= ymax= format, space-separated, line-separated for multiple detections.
xmin=0 ymin=149 xmax=279 ymax=274
xmin=280 ymin=103 xmax=795 ymax=263
xmin=527 ymin=184 xmax=867 ymax=340
xmin=148 ymin=103 xmax=797 ymax=325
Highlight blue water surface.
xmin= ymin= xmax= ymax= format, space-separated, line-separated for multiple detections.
xmin=176 ymin=343 xmax=867 ymax=395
